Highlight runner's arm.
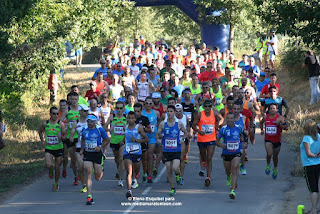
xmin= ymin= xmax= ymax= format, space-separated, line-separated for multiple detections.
xmin=138 ymin=125 xmax=149 ymax=144
xmin=214 ymin=107 xmax=224 ymax=127
xmin=38 ymin=122 xmax=46 ymax=146
xmin=178 ymin=121 xmax=190 ymax=140
xmin=69 ymin=121 xmax=77 ymax=142
xmin=155 ymin=121 xmax=164 ymax=144
xmin=282 ymin=99 xmax=289 ymax=118
xmin=60 ymin=121 xmax=67 ymax=140
xmin=260 ymin=115 xmax=266 ymax=135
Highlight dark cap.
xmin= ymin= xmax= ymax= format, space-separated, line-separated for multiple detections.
xmin=183 ymin=88 xmax=191 ymax=93
xmin=160 ymin=86 xmax=167 ymax=92
xmin=270 ymin=29 xmax=275 ymax=33
xmin=203 ymin=100 xmax=213 ymax=106
xmin=165 ymin=60 xmax=172 ymax=65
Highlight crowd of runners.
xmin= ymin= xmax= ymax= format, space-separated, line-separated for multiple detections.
xmin=38 ymin=32 xmax=291 ymax=205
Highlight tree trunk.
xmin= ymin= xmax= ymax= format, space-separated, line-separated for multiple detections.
xmin=229 ymin=24 xmax=235 ymax=52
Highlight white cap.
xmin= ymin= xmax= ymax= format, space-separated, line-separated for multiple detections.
xmin=152 ymin=92 xmax=161 ymax=99
xmin=79 ymin=104 xmax=89 ymax=111
xmin=175 ymin=104 xmax=183 ymax=109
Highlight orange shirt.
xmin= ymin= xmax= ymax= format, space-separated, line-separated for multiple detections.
xmin=95 ymin=80 xmax=106 ymax=93
xmin=198 ymin=110 xmax=216 ymax=142
xmin=216 ymin=71 xmax=225 ymax=79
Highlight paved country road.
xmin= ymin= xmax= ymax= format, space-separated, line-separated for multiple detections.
xmin=0 ymin=65 xmax=296 ymax=214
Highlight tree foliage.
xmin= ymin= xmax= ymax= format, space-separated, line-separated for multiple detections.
xmin=255 ymin=0 xmax=320 ymax=51
xmin=0 ymin=0 xmax=134 ymax=112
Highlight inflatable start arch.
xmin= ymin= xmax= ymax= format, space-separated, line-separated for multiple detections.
xmin=133 ymin=0 xmax=230 ymax=52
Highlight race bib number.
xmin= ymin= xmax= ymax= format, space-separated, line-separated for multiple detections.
xmin=184 ymin=112 xmax=192 ymax=121
xmin=266 ymin=125 xmax=277 ymax=135
xmin=227 ymin=141 xmax=239 ymax=152
xmin=216 ymin=98 xmax=221 ymax=105
xmin=126 ymin=144 xmax=140 ymax=154
xmin=165 ymin=138 xmax=178 ymax=149
xmin=114 ymin=126 xmax=124 ymax=135
xmin=139 ymin=88 xmax=148 ymax=98
xmin=47 ymin=136 xmax=59 ymax=145
xmin=150 ymin=124 xmax=155 ymax=134
xmin=85 ymin=140 xmax=97 ymax=152
xmin=202 ymin=124 xmax=213 ymax=135
xmin=69 ymin=121 xmax=75 ymax=129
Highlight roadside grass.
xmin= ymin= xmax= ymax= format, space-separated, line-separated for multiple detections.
xmin=277 ymin=62 xmax=320 ymax=177
xmin=0 ymin=65 xmax=93 ymax=201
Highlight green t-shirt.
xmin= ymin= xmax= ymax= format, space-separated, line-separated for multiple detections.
xmin=160 ymin=68 xmax=176 ymax=79
xmin=45 ymin=121 xmax=63 ymax=150
xmin=110 ymin=115 xmax=126 ymax=144
xmin=125 ymin=105 xmax=134 ymax=112
xmin=160 ymin=94 xmax=172 ymax=106
xmin=67 ymin=109 xmax=80 ymax=138
xmin=78 ymin=96 xmax=89 ymax=106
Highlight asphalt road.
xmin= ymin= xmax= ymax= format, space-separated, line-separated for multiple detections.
xmin=0 ymin=65 xmax=296 ymax=213
xmin=0 ymin=129 xmax=295 ymax=214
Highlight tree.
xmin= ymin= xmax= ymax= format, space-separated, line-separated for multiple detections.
xmin=195 ymin=0 xmax=259 ymax=52
xmin=255 ymin=0 xmax=320 ymax=51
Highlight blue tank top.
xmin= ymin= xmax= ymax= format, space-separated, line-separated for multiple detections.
xmin=235 ymin=114 xmax=245 ymax=130
xmin=218 ymin=125 xmax=243 ymax=155
xmin=123 ymin=124 xmax=142 ymax=155
xmin=142 ymin=109 xmax=157 ymax=143
xmin=162 ymin=121 xmax=181 ymax=152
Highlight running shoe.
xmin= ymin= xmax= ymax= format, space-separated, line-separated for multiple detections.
xmin=240 ymin=165 xmax=247 ymax=175
xmin=265 ymin=165 xmax=271 ymax=175
xmin=73 ymin=177 xmax=79 ymax=185
xmin=49 ymin=169 xmax=53 ymax=179
xmin=204 ymin=177 xmax=211 ymax=187
xmin=272 ymin=169 xmax=278 ymax=179
xmin=126 ymin=190 xmax=133 ymax=199
xmin=62 ymin=169 xmax=67 ymax=178
xmin=152 ymin=168 xmax=158 ymax=177
xmin=52 ymin=183 xmax=59 ymax=192
xmin=180 ymin=178 xmax=184 ymax=185
xmin=229 ymin=189 xmax=236 ymax=199
xmin=147 ymin=176 xmax=153 ymax=183
xmin=169 ymin=189 xmax=176 ymax=196
xmin=142 ymin=174 xmax=147 ymax=184
xmin=175 ymin=174 xmax=181 ymax=185
xmin=86 ymin=195 xmax=94 ymax=205
xmin=118 ymin=179 xmax=124 ymax=187
xmin=184 ymin=157 xmax=188 ymax=163
xmin=80 ymin=185 xmax=87 ymax=193
xmin=115 ymin=173 xmax=120 ymax=179
xmin=227 ymin=175 xmax=232 ymax=186
xmin=132 ymin=180 xmax=139 ymax=189
xmin=199 ymin=170 xmax=205 ymax=177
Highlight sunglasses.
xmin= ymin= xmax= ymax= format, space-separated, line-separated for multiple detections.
xmin=51 ymin=112 xmax=59 ymax=115
xmin=116 ymin=107 xmax=123 ymax=110
xmin=102 ymin=96 xmax=108 ymax=99
xmin=204 ymin=105 xmax=212 ymax=108
xmin=145 ymin=102 xmax=153 ymax=105
xmin=176 ymin=110 xmax=182 ymax=113
xmin=82 ymin=110 xmax=89 ymax=112
xmin=245 ymin=92 xmax=250 ymax=94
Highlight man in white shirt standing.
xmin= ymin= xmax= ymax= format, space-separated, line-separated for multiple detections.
xmin=267 ymin=29 xmax=278 ymax=71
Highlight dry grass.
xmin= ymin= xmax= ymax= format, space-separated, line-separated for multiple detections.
xmin=0 ymin=65 xmax=94 ymax=194
xmin=277 ymin=63 xmax=320 ymax=176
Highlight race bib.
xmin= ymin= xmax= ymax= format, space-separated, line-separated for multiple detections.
xmin=47 ymin=136 xmax=59 ymax=145
xmin=216 ymin=98 xmax=221 ymax=105
xmin=126 ymin=144 xmax=140 ymax=154
xmin=202 ymin=124 xmax=213 ymax=135
xmin=69 ymin=120 xmax=75 ymax=129
xmin=114 ymin=125 xmax=124 ymax=135
xmin=85 ymin=140 xmax=97 ymax=152
xmin=227 ymin=141 xmax=239 ymax=152
xmin=150 ymin=124 xmax=155 ymax=134
xmin=140 ymin=88 xmax=148 ymax=97
xmin=184 ymin=112 xmax=192 ymax=121
xmin=266 ymin=125 xmax=277 ymax=135
xmin=165 ymin=138 xmax=178 ymax=149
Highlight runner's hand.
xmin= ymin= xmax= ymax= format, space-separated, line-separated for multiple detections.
xmin=242 ymin=142 xmax=248 ymax=149
xmin=130 ymin=136 xmax=136 ymax=142
xmin=94 ymin=146 xmax=100 ymax=152
xmin=260 ymin=130 xmax=264 ymax=135
xmin=244 ymin=130 xmax=249 ymax=135
xmin=220 ymin=143 xmax=226 ymax=149
xmin=198 ymin=131 xmax=206 ymax=136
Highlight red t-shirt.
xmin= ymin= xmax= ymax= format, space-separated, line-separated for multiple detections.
xmin=105 ymin=77 xmax=112 ymax=85
xmin=261 ymin=83 xmax=280 ymax=96
xmin=85 ymin=90 xmax=102 ymax=101
xmin=241 ymin=109 xmax=253 ymax=130
xmin=199 ymin=71 xmax=217 ymax=82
